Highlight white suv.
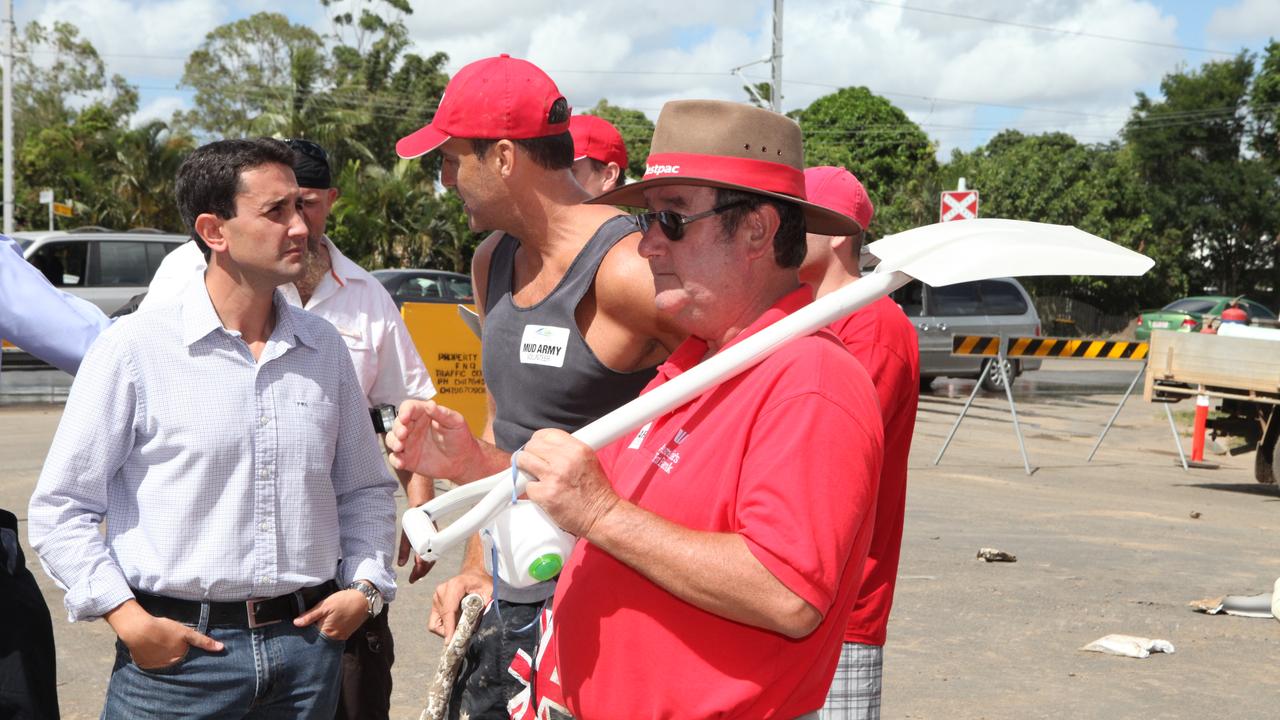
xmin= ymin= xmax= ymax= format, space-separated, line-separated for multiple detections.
xmin=16 ymin=227 xmax=187 ymax=316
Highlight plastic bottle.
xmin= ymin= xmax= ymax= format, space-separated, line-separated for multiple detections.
xmin=480 ymin=500 xmax=577 ymax=588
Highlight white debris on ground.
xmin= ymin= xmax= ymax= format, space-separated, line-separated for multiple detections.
xmin=1080 ymin=634 xmax=1175 ymax=659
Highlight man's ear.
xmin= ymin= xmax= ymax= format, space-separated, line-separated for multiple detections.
xmin=494 ymin=139 xmax=519 ymax=178
xmin=744 ymin=203 xmax=781 ymax=261
xmin=829 ymin=233 xmax=851 ymax=254
xmin=326 ymin=187 xmax=340 ymax=204
xmin=195 ymin=213 xmax=226 ymax=254
xmin=604 ymin=162 xmax=623 ymax=191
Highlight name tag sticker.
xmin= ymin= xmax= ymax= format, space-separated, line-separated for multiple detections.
xmin=519 ymin=325 xmax=571 ymax=367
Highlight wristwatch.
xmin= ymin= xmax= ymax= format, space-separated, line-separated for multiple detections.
xmin=348 ymin=579 xmax=384 ymax=619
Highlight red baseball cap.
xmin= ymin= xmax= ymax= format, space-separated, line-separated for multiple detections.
xmin=396 ymin=54 xmax=571 ymax=159
xmin=570 ymin=115 xmax=628 ymax=170
xmin=803 ymin=166 xmax=873 ymax=232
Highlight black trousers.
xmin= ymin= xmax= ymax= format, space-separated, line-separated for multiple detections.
xmin=335 ymin=605 xmax=394 ymax=720
xmin=0 ymin=508 xmax=60 ymax=720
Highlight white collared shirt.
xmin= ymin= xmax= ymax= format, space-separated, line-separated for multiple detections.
xmin=141 ymin=238 xmax=435 ymax=407
xmin=29 ymin=280 xmax=398 ymax=621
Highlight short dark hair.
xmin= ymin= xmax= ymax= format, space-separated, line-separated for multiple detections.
xmin=176 ymin=138 xmax=297 ymax=256
xmin=471 ymin=132 xmax=574 ymax=171
xmin=714 ymin=187 xmax=807 ymax=268
xmin=585 ymin=157 xmax=627 ymax=187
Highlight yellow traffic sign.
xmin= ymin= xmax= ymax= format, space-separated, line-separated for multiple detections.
xmin=401 ymin=302 xmax=487 ymax=437
xmin=52 ymin=202 xmax=74 ymax=218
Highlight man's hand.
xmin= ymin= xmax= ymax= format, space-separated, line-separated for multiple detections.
xmin=397 ymin=472 xmax=436 ymax=583
xmin=293 ymin=589 xmax=370 ymax=641
xmin=105 ymin=600 xmax=224 ymax=670
xmin=518 ymin=429 xmax=619 ymax=539
xmin=428 ymin=569 xmax=492 ymax=641
xmin=387 ymin=399 xmax=481 ymax=480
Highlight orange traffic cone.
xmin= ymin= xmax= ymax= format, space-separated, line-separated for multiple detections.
xmin=1189 ymin=394 xmax=1216 ymax=468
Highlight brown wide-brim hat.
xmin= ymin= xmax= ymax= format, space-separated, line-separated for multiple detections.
xmin=589 ymin=99 xmax=862 ymax=236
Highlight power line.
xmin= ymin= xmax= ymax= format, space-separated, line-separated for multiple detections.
xmin=856 ymin=0 xmax=1237 ymax=56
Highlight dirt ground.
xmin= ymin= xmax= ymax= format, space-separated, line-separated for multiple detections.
xmin=3 ymin=363 xmax=1278 ymax=719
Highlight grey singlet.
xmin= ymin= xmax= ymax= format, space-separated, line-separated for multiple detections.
xmin=483 ymin=214 xmax=658 ymax=603
xmin=483 ymin=214 xmax=658 ymax=452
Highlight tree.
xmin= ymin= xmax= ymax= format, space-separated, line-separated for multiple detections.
xmin=108 ymin=121 xmax=195 ymax=231
xmin=944 ymin=131 xmax=1157 ymax=313
xmin=582 ymin=99 xmax=654 ymax=180
xmin=794 ymin=87 xmax=939 ymax=235
xmin=1124 ymin=53 xmax=1280 ymax=304
xmin=327 ymin=158 xmax=479 ymax=272
xmin=0 ymin=21 xmax=144 ymax=229
xmin=180 ymin=13 xmax=327 ymax=137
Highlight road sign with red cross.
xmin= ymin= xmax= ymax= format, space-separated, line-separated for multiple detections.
xmin=940 ymin=190 xmax=979 ymax=222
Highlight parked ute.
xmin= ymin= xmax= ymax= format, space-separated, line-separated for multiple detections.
xmin=17 ymin=227 xmax=187 ymax=316
xmin=371 ymin=269 xmax=474 ymax=309
xmin=891 ymin=277 xmax=1043 ymax=392
xmin=1135 ymin=295 xmax=1276 ymax=341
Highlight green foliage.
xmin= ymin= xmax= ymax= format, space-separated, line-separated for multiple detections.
xmin=327 ymin=158 xmax=480 ymax=272
xmin=1124 ymin=52 xmax=1280 ymax=306
xmin=582 ymin=99 xmax=654 ymax=179
xmin=179 ymin=13 xmax=327 ymax=138
xmin=794 ymin=86 xmax=939 ymax=235
xmin=945 ymin=131 xmax=1158 ymax=312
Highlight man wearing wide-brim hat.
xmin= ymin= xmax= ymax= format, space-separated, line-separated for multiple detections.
xmin=513 ymin=99 xmax=886 ymax=719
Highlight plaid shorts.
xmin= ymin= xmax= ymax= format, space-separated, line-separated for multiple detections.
xmin=819 ymin=642 xmax=883 ymax=720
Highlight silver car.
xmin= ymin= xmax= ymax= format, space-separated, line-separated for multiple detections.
xmin=891 ymin=277 xmax=1043 ymax=391
xmin=16 ymin=228 xmax=187 ymax=316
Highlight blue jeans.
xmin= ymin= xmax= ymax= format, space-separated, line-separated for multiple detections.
xmin=101 ymin=608 xmax=344 ymax=720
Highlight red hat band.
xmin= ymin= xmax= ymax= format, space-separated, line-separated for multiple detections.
xmin=642 ymin=152 xmax=806 ymax=199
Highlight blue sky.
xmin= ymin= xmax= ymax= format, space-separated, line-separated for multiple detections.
xmin=16 ymin=0 xmax=1280 ymax=157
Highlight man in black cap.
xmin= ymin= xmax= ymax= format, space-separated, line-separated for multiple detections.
xmin=141 ymin=138 xmax=438 ymax=720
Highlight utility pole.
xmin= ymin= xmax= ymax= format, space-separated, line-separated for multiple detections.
xmin=3 ymin=0 xmax=13 ymax=235
xmin=771 ymin=0 xmax=783 ymax=113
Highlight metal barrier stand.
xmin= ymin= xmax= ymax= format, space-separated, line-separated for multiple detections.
xmin=933 ymin=336 xmax=1035 ymax=475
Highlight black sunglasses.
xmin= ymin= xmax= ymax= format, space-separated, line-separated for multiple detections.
xmin=283 ymin=138 xmax=328 ymax=163
xmin=637 ymin=200 xmax=749 ymax=241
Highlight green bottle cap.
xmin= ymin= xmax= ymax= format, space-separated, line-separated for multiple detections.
xmin=527 ymin=553 xmax=564 ymax=582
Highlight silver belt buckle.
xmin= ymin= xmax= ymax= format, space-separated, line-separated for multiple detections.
xmin=246 ymin=598 xmax=282 ymax=629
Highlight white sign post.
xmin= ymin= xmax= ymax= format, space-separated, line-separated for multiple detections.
xmin=39 ymin=189 xmax=53 ymax=230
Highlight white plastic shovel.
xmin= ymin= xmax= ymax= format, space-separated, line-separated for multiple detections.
xmin=402 ymin=219 xmax=1155 ymax=561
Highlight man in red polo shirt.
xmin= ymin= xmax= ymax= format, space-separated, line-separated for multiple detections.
xmin=569 ymin=114 xmax=629 ymax=196
xmin=802 ymin=166 xmax=919 ymax=720
xmin=512 ymin=100 xmax=885 ymax=720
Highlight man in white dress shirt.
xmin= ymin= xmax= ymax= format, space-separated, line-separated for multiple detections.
xmin=29 ymin=138 xmax=397 ymax=719
xmin=140 ymin=139 xmax=435 ymax=719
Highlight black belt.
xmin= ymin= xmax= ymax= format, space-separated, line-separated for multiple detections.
xmin=132 ymin=581 xmax=339 ymax=629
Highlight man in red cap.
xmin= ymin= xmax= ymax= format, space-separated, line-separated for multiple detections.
xmin=392 ymin=54 xmax=682 ymax=719
xmin=568 ymin=114 xmax=628 ymax=196
xmin=491 ymin=99 xmax=884 ymax=720
xmin=802 ymin=166 xmax=919 ymax=720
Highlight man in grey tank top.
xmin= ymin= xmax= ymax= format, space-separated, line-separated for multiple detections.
xmin=391 ymin=55 xmax=684 ymax=719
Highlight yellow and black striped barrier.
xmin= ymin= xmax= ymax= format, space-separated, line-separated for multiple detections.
xmin=950 ymin=335 xmax=1001 ymax=357
xmin=952 ymin=335 xmax=1148 ymax=360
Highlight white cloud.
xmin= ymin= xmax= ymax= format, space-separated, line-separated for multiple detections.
xmin=130 ymin=95 xmax=188 ymax=127
xmin=1207 ymin=0 xmax=1280 ymax=44
xmin=31 ymin=0 xmax=226 ymax=79
xmin=391 ymin=0 xmax=1188 ymax=156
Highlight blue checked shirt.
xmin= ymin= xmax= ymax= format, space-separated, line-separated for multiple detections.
xmin=28 ymin=279 xmax=398 ymax=621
